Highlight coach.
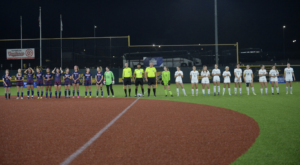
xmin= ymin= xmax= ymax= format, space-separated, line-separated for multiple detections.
xmin=122 ymin=62 xmax=132 ymax=97
xmin=145 ymin=62 xmax=157 ymax=97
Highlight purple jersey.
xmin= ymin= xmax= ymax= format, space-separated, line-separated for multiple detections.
xmin=54 ymin=73 xmax=62 ymax=82
xmin=64 ymin=73 xmax=71 ymax=81
xmin=35 ymin=72 xmax=44 ymax=82
xmin=2 ymin=75 xmax=11 ymax=83
xmin=96 ymin=72 xmax=103 ymax=81
xmin=44 ymin=73 xmax=52 ymax=82
xmin=83 ymin=72 xmax=92 ymax=81
xmin=16 ymin=73 xmax=23 ymax=81
xmin=26 ymin=72 xmax=34 ymax=83
xmin=72 ymin=71 xmax=80 ymax=80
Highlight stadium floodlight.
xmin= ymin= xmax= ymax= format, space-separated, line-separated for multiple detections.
xmin=94 ymin=26 xmax=97 ymax=29
xmin=283 ymin=25 xmax=286 ymax=28
xmin=153 ymin=44 xmax=155 ymax=46
xmin=293 ymin=40 xmax=296 ymax=43
xmin=159 ymin=45 xmax=161 ymax=48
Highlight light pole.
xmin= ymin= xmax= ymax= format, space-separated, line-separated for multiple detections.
xmin=94 ymin=25 xmax=97 ymax=66
xmin=94 ymin=25 xmax=97 ymax=37
xmin=283 ymin=25 xmax=286 ymax=61
xmin=214 ymin=0 xmax=219 ymax=65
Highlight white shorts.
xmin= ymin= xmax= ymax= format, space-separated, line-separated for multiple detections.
xmin=175 ymin=80 xmax=183 ymax=83
xmin=259 ymin=77 xmax=267 ymax=82
xmin=201 ymin=78 xmax=210 ymax=84
xmin=213 ymin=76 xmax=220 ymax=82
xmin=270 ymin=77 xmax=278 ymax=82
xmin=245 ymin=79 xmax=252 ymax=83
xmin=191 ymin=79 xmax=199 ymax=83
xmin=224 ymin=79 xmax=231 ymax=83
xmin=234 ymin=78 xmax=242 ymax=83
xmin=285 ymin=78 xmax=293 ymax=82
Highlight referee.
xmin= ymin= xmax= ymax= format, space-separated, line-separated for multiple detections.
xmin=122 ymin=62 xmax=132 ymax=97
xmin=133 ymin=63 xmax=144 ymax=97
xmin=145 ymin=62 xmax=157 ymax=97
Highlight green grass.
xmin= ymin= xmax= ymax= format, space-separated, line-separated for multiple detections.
xmin=1 ymin=83 xmax=300 ymax=164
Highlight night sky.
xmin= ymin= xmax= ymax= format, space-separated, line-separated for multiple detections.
xmin=1 ymin=0 xmax=299 ymax=52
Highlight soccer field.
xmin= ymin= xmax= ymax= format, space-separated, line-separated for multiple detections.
xmin=1 ymin=82 xmax=300 ymax=164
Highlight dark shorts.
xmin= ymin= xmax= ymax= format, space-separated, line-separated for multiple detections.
xmin=36 ymin=80 xmax=44 ymax=86
xmin=84 ymin=80 xmax=91 ymax=86
xmin=64 ymin=81 xmax=71 ymax=86
xmin=16 ymin=81 xmax=24 ymax=87
xmin=54 ymin=81 xmax=61 ymax=86
xmin=162 ymin=81 xmax=170 ymax=86
xmin=45 ymin=81 xmax=52 ymax=86
xmin=27 ymin=83 xmax=34 ymax=86
xmin=73 ymin=80 xmax=80 ymax=84
xmin=147 ymin=77 xmax=156 ymax=85
xmin=3 ymin=82 xmax=11 ymax=88
xmin=123 ymin=78 xmax=131 ymax=85
xmin=135 ymin=78 xmax=144 ymax=86
xmin=96 ymin=80 xmax=103 ymax=85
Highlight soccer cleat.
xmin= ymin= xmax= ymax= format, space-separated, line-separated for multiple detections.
xmin=16 ymin=97 xmax=19 ymax=99
xmin=31 ymin=96 xmax=33 ymax=99
xmin=290 ymin=92 xmax=293 ymax=95
xmin=218 ymin=92 xmax=220 ymax=96
xmin=208 ymin=94 xmax=210 ymax=96
xmin=40 ymin=97 xmax=43 ymax=99
xmin=148 ymin=95 xmax=150 ymax=97
xmin=154 ymin=95 xmax=156 ymax=97
xmin=142 ymin=95 xmax=144 ymax=97
xmin=214 ymin=93 xmax=216 ymax=96
xmin=96 ymin=96 xmax=98 ymax=98
xmin=277 ymin=93 xmax=279 ymax=95
xmin=27 ymin=96 xmax=29 ymax=99
xmin=85 ymin=96 xmax=87 ymax=98
xmin=112 ymin=95 xmax=115 ymax=97
xmin=135 ymin=95 xmax=137 ymax=97
xmin=129 ymin=95 xmax=131 ymax=97
xmin=196 ymin=95 xmax=198 ymax=96
xmin=73 ymin=96 xmax=75 ymax=98
xmin=229 ymin=94 xmax=231 ymax=96
xmin=272 ymin=93 xmax=274 ymax=95
xmin=101 ymin=96 xmax=103 ymax=98
xmin=253 ymin=93 xmax=256 ymax=95
xmin=37 ymin=97 xmax=40 ymax=99
xmin=107 ymin=96 xmax=110 ymax=98
xmin=247 ymin=92 xmax=249 ymax=95
xmin=165 ymin=95 xmax=167 ymax=97
xmin=90 ymin=96 xmax=92 ymax=98
xmin=65 ymin=96 xmax=67 ymax=98
xmin=203 ymin=94 xmax=205 ymax=96
xmin=125 ymin=95 xmax=127 ymax=97
xmin=240 ymin=94 xmax=242 ymax=96
xmin=21 ymin=97 xmax=23 ymax=99
xmin=286 ymin=92 xmax=288 ymax=94
xmin=171 ymin=95 xmax=173 ymax=97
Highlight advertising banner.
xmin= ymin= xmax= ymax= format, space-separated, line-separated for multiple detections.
xmin=143 ymin=57 xmax=163 ymax=67
xmin=6 ymin=48 xmax=35 ymax=60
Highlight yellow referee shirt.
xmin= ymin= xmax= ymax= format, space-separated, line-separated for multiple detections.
xmin=134 ymin=69 xmax=144 ymax=78
xmin=145 ymin=67 xmax=156 ymax=78
xmin=123 ymin=67 xmax=132 ymax=79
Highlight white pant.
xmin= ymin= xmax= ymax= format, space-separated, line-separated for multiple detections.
xmin=259 ymin=77 xmax=267 ymax=82
xmin=202 ymin=78 xmax=210 ymax=84
xmin=176 ymin=80 xmax=183 ymax=83
xmin=285 ymin=78 xmax=293 ymax=82
xmin=234 ymin=78 xmax=242 ymax=83
xmin=191 ymin=80 xmax=199 ymax=83
xmin=270 ymin=77 xmax=278 ymax=82
xmin=245 ymin=79 xmax=252 ymax=83
xmin=213 ymin=76 xmax=220 ymax=82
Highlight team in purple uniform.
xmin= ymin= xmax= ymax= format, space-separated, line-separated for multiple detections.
xmin=52 ymin=67 xmax=64 ymax=98
xmin=2 ymin=69 xmax=12 ymax=99
xmin=83 ymin=68 xmax=93 ymax=98
xmin=35 ymin=68 xmax=44 ymax=99
xmin=72 ymin=65 xmax=80 ymax=98
xmin=63 ymin=68 xmax=72 ymax=98
xmin=15 ymin=69 xmax=24 ymax=99
xmin=24 ymin=67 xmax=35 ymax=99
xmin=44 ymin=68 xmax=53 ymax=98
xmin=96 ymin=66 xmax=104 ymax=98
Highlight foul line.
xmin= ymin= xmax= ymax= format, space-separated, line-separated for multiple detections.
xmin=60 ymin=98 xmax=140 ymax=165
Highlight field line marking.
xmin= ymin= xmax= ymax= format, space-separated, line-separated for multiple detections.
xmin=60 ymin=98 xmax=140 ymax=165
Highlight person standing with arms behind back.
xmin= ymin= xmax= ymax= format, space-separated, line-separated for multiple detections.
xmin=122 ymin=62 xmax=132 ymax=97
xmin=133 ymin=64 xmax=144 ymax=97
xmin=145 ymin=62 xmax=157 ymax=97
xmin=104 ymin=67 xmax=115 ymax=97
xmin=162 ymin=66 xmax=173 ymax=97
xmin=284 ymin=63 xmax=296 ymax=94
xmin=190 ymin=66 xmax=199 ymax=96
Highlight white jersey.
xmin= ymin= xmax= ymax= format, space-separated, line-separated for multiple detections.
xmin=201 ymin=71 xmax=210 ymax=79
xmin=284 ymin=67 xmax=294 ymax=79
xmin=234 ymin=68 xmax=243 ymax=78
xmin=243 ymin=69 xmax=253 ymax=79
xmin=269 ymin=69 xmax=279 ymax=77
xmin=259 ymin=69 xmax=268 ymax=79
xmin=212 ymin=69 xmax=221 ymax=77
xmin=175 ymin=71 xmax=183 ymax=82
xmin=190 ymin=70 xmax=199 ymax=83
xmin=223 ymin=71 xmax=231 ymax=83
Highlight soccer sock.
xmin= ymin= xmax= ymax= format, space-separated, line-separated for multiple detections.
xmin=182 ymin=89 xmax=186 ymax=95
xmin=50 ymin=92 xmax=52 ymax=98
xmin=246 ymin=87 xmax=249 ymax=93
xmin=46 ymin=92 xmax=48 ymax=98
xmin=213 ymin=86 xmax=216 ymax=93
xmin=223 ymin=88 xmax=225 ymax=95
xmin=176 ymin=88 xmax=179 ymax=95
xmin=153 ymin=88 xmax=156 ymax=95
xmin=97 ymin=90 xmax=99 ymax=96
xmin=89 ymin=91 xmax=91 ymax=96
xmin=77 ymin=91 xmax=79 ymax=96
xmin=107 ymin=86 xmax=110 ymax=95
xmin=5 ymin=93 xmax=7 ymax=99
xmin=207 ymin=89 xmax=210 ymax=95
xmin=124 ymin=89 xmax=127 ymax=95
xmin=110 ymin=85 xmax=114 ymax=95
xmin=228 ymin=88 xmax=231 ymax=95
xmin=31 ymin=90 xmax=34 ymax=96
xmin=142 ymin=88 xmax=144 ymax=94
xmin=37 ymin=91 xmax=40 ymax=97
xmin=165 ymin=90 xmax=168 ymax=95
xmin=218 ymin=86 xmax=220 ymax=93
xmin=73 ymin=90 xmax=75 ymax=96
xmin=202 ymin=89 xmax=205 ymax=95
xmin=27 ymin=90 xmax=29 ymax=97
xmin=59 ymin=91 xmax=61 ymax=98
xmin=290 ymin=87 xmax=293 ymax=93
xmin=169 ymin=90 xmax=173 ymax=95
xmin=286 ymin=87 xmax=288 ymax=93
xmin=55 ymin=91 xmax=57 ymax=97
xmin=148 ymin=88 xmax=150 ymax=95
xmin=85 ymin=91 xmax=87 ymax=96
xmin=252 ymin=87 xmax=255 ymax=93
xmin=41 ymin=91 xmax=43 ymax=97
xmin=277 ymin=87 xmax=279 ymax=93
xmin=21 ymin=92 xmax=23 ymax=97
xmin=261 ymin=88 xmax=263 ymax=94
xmin=234 ymin=88 xmax=237 ymax=94
xmin=8 ymin=93 xmax=10 ymax=99
xmin=265 ymin=88 xmax=268 ymax=94
xmin=272 ymin=87 xmax=274 ymax=93
xmin=17 ymin=92 xmax=19 ymax=97
xmin=135 ymin=89 xmax=138 ymax=95
xmin=239 ymin=88 xmax=242 ymax=94
xmin=101 ymin=90 xmax=103 ymax=96
xmin=65 ymin=90 xmax=67 ymax=96
xmin=196 ymin=89 xmax=198 ymax=95
xmin=192 ymin=89 xmax=194 ymax=95
xmin=68 ymin=90 xmax=70 ymax=96
xmin=129 ymin=89 xmax=131 ymax=96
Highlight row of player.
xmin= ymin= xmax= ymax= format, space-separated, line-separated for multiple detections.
xmin=1 ymin=63 xmax=296 ymax=99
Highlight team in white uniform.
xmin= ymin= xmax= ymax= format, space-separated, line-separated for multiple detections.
xmin=259 ymin=65 xmax=268 ymax=95
xmin=212 ymin=64 xmax=221 ymax=96
xmin=234 ymin=64 xmax=243 ymax=95
xmin=174 ymin=66 xmax=187 ymax=96
xmin=284 ymin=63 xmax=296 ymax=94
xmin=201 ymin=65 xmax=210 ymax=96
xmin=269 ymin=65 xmax=279 ymax=94
xmin=190 ymin=66 xmax=199 ymax=96
xmin=243 ymin=65 xmax=256 ymax=95
xmin=222 ymin=66 xmax=231 ymax=95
